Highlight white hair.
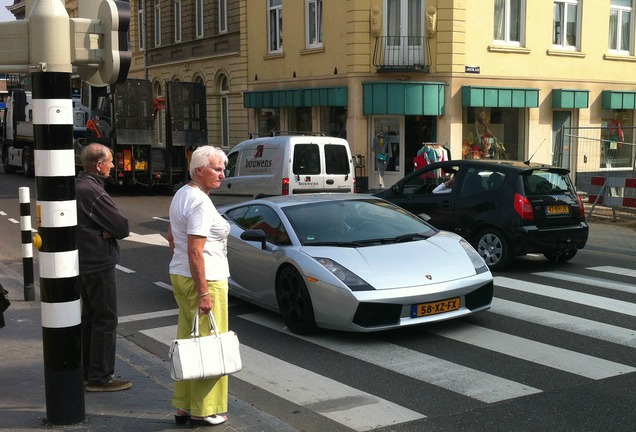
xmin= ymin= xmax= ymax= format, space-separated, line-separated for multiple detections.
xmin=189 ymin=146 xmax=228 ymax=178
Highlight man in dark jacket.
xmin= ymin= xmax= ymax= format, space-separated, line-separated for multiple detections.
xmin=76 ymin=143 xmax=131 ymax=392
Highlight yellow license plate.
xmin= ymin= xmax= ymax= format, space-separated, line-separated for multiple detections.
xmin=546 ymin=205 xmax=569 ymax=215
xmin=413 ymin=297 xmax=460 ymax=317
xmin=135 ymin=161 xmax=148 ymax=170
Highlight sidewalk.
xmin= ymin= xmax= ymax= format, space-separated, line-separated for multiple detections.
xmin=0 ymin=262 xmax=298 ymax=432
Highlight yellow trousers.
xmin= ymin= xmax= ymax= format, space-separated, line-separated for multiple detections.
xmin=170 ymin=275 xmax=229 ymax=417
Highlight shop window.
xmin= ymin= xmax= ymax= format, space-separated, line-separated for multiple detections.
xmin=601 ymin=109 xmax=633 ymax=168
xmin=258 ymin=108 xmax=280 ymax=135
xmin=290 ymin=107 xmax=312 ymax=133
xmin=462 ymin=108 xmax=524 ymax=161
xmin=320 ymin=107 xmax=347 ymax=138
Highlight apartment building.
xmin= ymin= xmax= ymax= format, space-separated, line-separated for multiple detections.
xmin=7 ymin=0 xmax=636 ymax=190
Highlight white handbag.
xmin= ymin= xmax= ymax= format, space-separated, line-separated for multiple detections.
xmin=169 ymin=312 xmax=242 ymax=381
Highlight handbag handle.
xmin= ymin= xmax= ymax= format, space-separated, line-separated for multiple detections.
xmin=190 ymin=312 xmax=221 ymax=338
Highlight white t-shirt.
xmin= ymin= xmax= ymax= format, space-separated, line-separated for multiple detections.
xmin=169 ymin=185 xmax=231 ymax=281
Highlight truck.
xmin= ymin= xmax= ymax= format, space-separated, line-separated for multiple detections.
xmin=1 ymin=88 xmax=35 ymax=177
xmin=79 ymin=78 xmax=208 ymax=188
xmin=1 ymin=87 xmax=89 ymax=177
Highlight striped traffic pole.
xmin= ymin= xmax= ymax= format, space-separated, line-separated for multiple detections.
xmin=30 ymin=0 xmax=84 ymax=424
xmin=18 ymin=186 xmax=35 ymax=301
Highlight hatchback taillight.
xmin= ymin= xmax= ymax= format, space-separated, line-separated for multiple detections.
xmin=577 ymin=194 xmax=585 ymax=219
xmin=514 ymin=193 xmax=535 ymax=221
xmin=282 ymin=178 xmax=289 ymax=195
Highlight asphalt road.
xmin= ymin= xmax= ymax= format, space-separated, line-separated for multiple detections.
xmin=1 ymin=170 xmax=635 ymax=432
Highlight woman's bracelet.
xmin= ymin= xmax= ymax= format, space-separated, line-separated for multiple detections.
xmin=198 ymin=292 xmax=210 ymax=298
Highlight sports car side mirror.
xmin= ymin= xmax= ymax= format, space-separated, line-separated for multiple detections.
xmin=240 ymin=229 xmax=267 ymax=250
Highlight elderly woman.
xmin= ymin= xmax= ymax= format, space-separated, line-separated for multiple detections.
xmin=167 ymin=146 xmax=231 ymax=426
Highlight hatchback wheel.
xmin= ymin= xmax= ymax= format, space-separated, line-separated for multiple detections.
xmin=476 ymin=228 xmax=511 ymax=271
xmin=276 ymin=267 xmax=318 ymax=335
xmin=544 ymin=248 xmax=578 ymax=264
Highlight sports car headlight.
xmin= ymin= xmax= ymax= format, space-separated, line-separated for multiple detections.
xmin=460 ymin=240 xmax=489 ymax=275
xmin=314 ymin=257 xmax=374 ymax=291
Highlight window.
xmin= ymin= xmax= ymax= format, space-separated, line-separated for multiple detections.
xmin=258 ymin=108 xmax=280 ymax=135
xmin=494 ymin=0 xmax=524 ymax=45
xmin=306 ymin=0 xmax=323 ymax=48
xmin=154 ymin=0 xmax=161 ymax=47
xmin=268 ymin=0 xmax=283 ymax=53
xmin=553 ymin=0 xmax=580 ymax=49
xmin=227 ymin=205 xmax=291 ymax=246
xmin=325 ymin=144 xmax=351 ymax=175
xmin=219 ymin=75 xmax=230 ymax=148
xmin=196 ymin=0 xmax=204 ymax=38
xmin=219 ymin=0 xmax=227 ymax=33
xmin=138 ymin=0 xmax=145 ymax=50
xmin=174 ymin=0 xmax=181 ymax=43
xmin=293 ymin=144 xmax=321 ymax=175
xmin=289 ymin=107 xmax=312 ymax=132
xmin=609 ymin=0 xmax=633 ymax=53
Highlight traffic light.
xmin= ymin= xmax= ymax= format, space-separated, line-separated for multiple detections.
xmin=75 ymin=0 xmax=131 ymax=87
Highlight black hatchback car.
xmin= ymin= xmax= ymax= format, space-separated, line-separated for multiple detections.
xmin=374 ymin=160 xmax=589 ymax=270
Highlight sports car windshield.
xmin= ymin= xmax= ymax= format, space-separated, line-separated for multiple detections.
xmin=283 ymin=198 xmax=438 ymax=246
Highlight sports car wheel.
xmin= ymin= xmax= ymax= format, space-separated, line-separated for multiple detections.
xmin=544 ymin=248 xmax=578 ymax=264
xmin=276 ymin=267 xmax=318 ymax=335
xmin=476 ymin=228 xmax=511 ymax=271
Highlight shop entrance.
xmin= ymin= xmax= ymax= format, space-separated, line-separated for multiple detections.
xmin=369 ymin=116 xmax=438 ymax=189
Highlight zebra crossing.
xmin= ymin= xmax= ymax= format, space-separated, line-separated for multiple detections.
xmin=133 ymin=265 xmax=636 ymax=432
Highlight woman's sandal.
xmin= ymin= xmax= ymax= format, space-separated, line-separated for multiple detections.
xmin=189 ymin=414 xmax=228 ymax=426
xmin=175 ymin=409 xmax=190 ymax=425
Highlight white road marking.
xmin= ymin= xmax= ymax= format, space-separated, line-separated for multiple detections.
xmin=589 ymin=266 xmax=636 ymax=278
xmin=240 ymin=313 xmax=542 ymax=403
xmin=495 ymin=276 xmax=636 ymax=316
xmin=533 ymin=271 xmax=636 ymax=295
xmin=141 ymin=324 xmax=425 ymax=431
xmin=430 ymin=323 xmax=636 ymax=379
xmin=116 ymin=264 xmax=135 ymax=274
xmin=119 ymin=309 xmax=179 ymax=324
xmin=490 ymin=298 xmax=636 ymax=348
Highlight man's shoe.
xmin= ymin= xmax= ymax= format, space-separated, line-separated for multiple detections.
xmin=85 ymin=378 xmax=132 ymax=392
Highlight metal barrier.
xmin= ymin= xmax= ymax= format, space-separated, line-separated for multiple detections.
xmin=587 ymin=176 xmax=636 ymax=218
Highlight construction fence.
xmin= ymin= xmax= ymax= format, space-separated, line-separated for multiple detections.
xmin=555 ymin=126 xmax=636 ymax=218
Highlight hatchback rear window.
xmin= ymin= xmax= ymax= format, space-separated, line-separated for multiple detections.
xmin=523 ymin=171 xmax=573 ymax=195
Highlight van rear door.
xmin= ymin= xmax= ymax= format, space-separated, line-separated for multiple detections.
xmin=290 ymin=140 xmax=354 ymax=194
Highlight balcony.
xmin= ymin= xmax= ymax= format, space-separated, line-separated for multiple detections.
xmin=373 ymin=36 xmax=430 ymax=73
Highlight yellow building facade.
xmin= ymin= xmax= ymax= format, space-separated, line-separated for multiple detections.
xmin=10 ymin=0 xmax=635 ymax=190
xmin=242 ymin=0 xmax=636 ymax=190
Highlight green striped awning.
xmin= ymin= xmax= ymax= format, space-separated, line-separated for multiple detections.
xmin=362 ymin=82 xmax=445 ymax=115
xmin=243 ymin=87 xmax=348 ymax=108
xmin=602 ymin=90 xmax=636 ymax=110
xmin=552 ymin=89 xmax=589 ymax=109
xmin=462 ymin=86 xmax=539 ymax=108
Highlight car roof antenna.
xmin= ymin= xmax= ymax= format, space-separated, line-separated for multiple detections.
xmin=524 ymin=138 xmax=546 ymax=166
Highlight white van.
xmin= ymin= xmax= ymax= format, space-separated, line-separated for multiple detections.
xmin=215 ymin=135 xmax=355 ymax=197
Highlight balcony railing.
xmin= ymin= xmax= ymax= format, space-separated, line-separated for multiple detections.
xmin=373 ymin=36 xmax=430 ymax=73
